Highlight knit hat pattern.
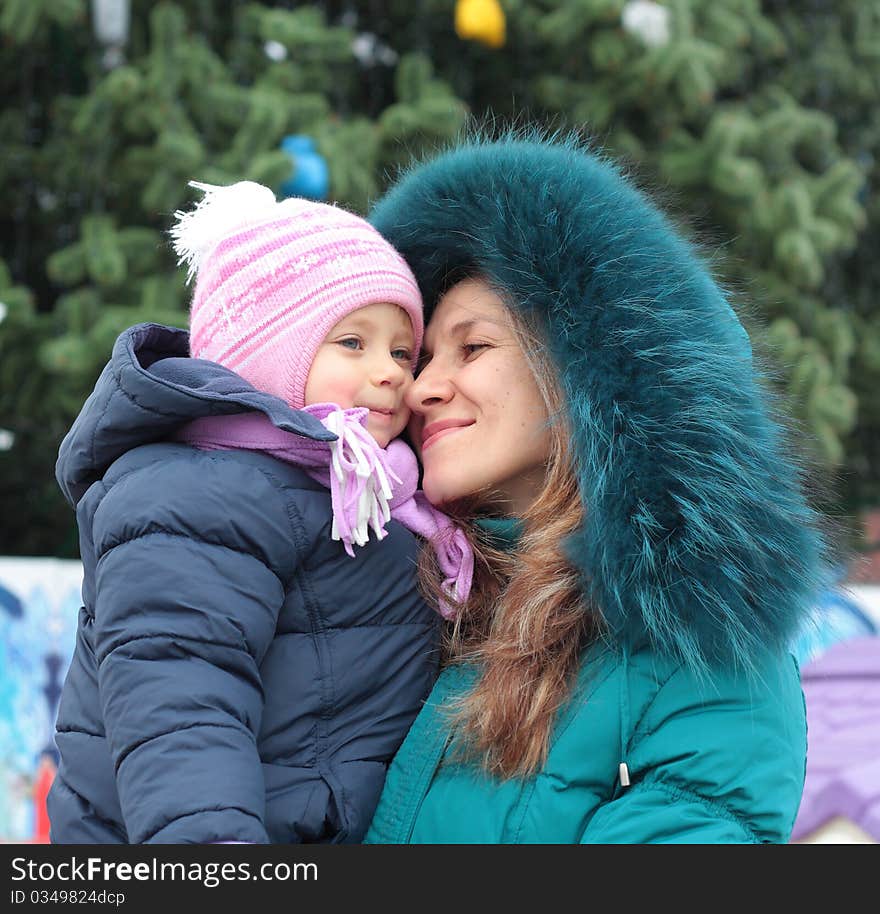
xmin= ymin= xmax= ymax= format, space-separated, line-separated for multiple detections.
xmin=171 ymin=181 xmax=423 ymax=409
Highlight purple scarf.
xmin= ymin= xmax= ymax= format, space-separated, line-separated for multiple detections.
xmin=173 ymin=404 xmax=473 ymax=619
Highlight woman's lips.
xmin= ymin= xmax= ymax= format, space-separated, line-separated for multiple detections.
xmin=421 ymin=419 xmax=475 ymax=451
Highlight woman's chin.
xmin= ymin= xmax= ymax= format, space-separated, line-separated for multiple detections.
xmin=422 ymin=477 xmax=462 ymax=508
xmin=421 ymin=484 xmax=449 ymax=508
xmin=422 ymin=477 xmax=485 ymax=511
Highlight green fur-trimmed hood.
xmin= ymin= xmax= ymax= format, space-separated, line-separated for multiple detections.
xmin=369 ymin=130 xmax=829 ymax=671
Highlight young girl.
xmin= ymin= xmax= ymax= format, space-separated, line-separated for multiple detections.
xmin=48 ymin=181 xmax=472 ymax=844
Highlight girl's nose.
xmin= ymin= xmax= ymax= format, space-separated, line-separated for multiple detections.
xmin=372 ymin=354 xmax=410 ymax=388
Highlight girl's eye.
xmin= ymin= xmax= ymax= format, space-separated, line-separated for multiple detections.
xmin=391 ymin=348 xmax=412 ymax=361
xmin=337 ymin=337 xmax=361 ymax=350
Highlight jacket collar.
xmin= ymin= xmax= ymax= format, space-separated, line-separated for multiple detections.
xmin=56 ymin=322 xmax=336 ymax=507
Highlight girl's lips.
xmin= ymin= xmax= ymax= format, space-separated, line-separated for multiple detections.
xmin=363 ymin=407 xmax=401 ymax=426
xmin=421 ymin=420 xmax=475 ymax=451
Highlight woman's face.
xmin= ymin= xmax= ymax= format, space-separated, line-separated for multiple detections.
xmin=405 ymin=278 xmax=551 ymax=514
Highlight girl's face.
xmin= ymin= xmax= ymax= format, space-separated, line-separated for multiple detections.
xmin=405 ymin=279 xmax=551 ymax=514
xmin=304 ymin=302 xmax=415 ymax=447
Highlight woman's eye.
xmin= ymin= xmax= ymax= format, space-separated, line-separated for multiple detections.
xmin=462 ymin=342 xmax=488 ymax=357
xmin=391 ymin=348 xmax=412 ymax=361
xmin=337 ymin=337 xmax=361 ymax=350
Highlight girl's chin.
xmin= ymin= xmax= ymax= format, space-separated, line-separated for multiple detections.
xmin=364 ymin=424 xmax=397 ymax=448
xmin=366 ymin=419 xmax=408 ymax=449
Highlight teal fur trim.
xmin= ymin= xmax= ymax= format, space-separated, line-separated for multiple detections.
xmin=370 ymin=127 xmax=829 ymax=672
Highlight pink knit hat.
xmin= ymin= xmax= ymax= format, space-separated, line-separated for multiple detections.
xmin=170 ymin=181 xmax=423 ymax=409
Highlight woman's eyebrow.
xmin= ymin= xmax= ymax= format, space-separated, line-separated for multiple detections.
xmin=421 ymin=319 xmax=471 ymax=356
xmin=450 ymin=317 xmax=507 ymax=338
xmin=450 ymin=317 xmax=507 ymax=337
xmin=422 ymin=316 xmax=499 ymax=354
xmin=448 ymin=318 xmax=477 ymax=336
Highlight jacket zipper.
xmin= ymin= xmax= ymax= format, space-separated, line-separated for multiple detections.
xmin=403 ymin=730 xmax=454 ymax=843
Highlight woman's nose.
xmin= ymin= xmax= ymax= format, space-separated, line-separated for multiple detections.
xmin=404 ymin=359 xmax=453 ymax=411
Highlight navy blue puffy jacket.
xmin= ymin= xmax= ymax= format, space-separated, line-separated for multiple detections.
xmin=48 ymin=323 xmax=440 ymax=844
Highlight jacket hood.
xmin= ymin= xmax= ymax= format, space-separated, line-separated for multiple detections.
xmin=368 ymin=130 xmax=829 ymax=670
xmin=56 ymin=322 xmax=336 ymax=508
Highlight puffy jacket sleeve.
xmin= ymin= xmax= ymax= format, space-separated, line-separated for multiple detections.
xmin=89 ymin=449 xmax=306 ymax=844
xmin=581 ymin=651 xmax=807 ymax=844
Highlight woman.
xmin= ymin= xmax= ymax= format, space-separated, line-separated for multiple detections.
xmin=363 ymin=130 xmax=829 ymax=844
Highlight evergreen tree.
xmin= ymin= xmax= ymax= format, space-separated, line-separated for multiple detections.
xmin=0 ymin=0 xmax=876 ymax=556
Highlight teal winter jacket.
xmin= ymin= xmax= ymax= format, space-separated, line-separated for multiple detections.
xmin=363 ymin=131 xmax=828 ymax=844
xmin=366 ymin=645 xmax=806 ymax=844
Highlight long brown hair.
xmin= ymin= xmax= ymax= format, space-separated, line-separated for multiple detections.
xmin=417 ymin=288 xmax=604 ymax=778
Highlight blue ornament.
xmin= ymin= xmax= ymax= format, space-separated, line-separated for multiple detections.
xmin=279 ymin=135 xmax=329 ymax=201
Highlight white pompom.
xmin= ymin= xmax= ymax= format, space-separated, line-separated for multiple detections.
xmin=169 ymin=180 xmax=281 ymax=283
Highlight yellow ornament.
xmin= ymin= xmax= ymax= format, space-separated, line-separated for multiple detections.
xmin=455 ymin=0 xmax=506 ymax=49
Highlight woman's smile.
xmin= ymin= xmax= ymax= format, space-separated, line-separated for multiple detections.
xmin=421 ymin=418 xmax=476 ymax=450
